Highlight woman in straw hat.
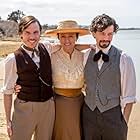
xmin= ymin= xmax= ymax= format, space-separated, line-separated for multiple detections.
xmin=14 ymin=19 xmax=91 ymax=140
xmin=45 ymin=20 xmax=90 ymax=140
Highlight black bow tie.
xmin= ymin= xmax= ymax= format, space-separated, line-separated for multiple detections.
xmin=93 ymin=50 xmax=109 ymax=62
xmin=22 ymin=45 xmax=39 ymax=58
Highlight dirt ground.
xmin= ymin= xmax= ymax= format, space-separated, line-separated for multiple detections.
xmin=0 ymin=95 xmax=140 ymax=140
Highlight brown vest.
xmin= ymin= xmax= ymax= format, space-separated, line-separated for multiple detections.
xmin=14 ymin=43 xmax=53 ymax=102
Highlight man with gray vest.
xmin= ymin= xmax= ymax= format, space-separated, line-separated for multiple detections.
xmin=82 ymin=14 xmax=136 ymax=140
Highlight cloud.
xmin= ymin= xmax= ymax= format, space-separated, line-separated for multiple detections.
xmin=0 ymin=0 xmax=140 ymax=27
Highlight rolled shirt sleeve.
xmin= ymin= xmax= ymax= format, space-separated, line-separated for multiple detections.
xmin=120 ymin=52 xmax=136 ymax=108
xmin=0 ymin=53 xmax=18 ymax=95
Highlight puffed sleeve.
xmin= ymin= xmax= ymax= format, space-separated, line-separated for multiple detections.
xmin=42 ymin=41 xmax=61 ymax=55
xmin=0 ymin=53 xmax=18 ymax=95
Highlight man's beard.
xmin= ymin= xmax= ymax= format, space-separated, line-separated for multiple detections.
xmin=99 ymin=40 xmax=110 ymax=48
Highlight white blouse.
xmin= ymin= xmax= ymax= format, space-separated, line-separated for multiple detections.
xmin=51 ymin=48 xmax=84 ymax=89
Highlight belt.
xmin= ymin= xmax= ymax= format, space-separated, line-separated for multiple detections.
xmin=54 ymin=88 xmax=82 ymax=97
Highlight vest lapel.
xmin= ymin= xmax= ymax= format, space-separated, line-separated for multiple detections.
xmin=38 ymin=43 xmax=48 ymax=69
xmin=88 ymin=49 xmax=99 ymax=74
xmin=98 ymin=46 xmax=116 ymax=76
xmin=20 ymin=48 xmax=38 ymax=69
xmin=98 ymin=60 xmax=112 ymax=76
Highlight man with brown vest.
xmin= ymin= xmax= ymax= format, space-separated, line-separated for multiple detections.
xmin=1 ymin=16 xmax=55 ymax=140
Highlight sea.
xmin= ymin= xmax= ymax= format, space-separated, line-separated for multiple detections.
xmin=0 ymin=30 xmax=140 ymax=100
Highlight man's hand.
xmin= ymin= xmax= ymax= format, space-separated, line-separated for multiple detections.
xmin=123 ymin=103 xmax=133 ymax=124
xmin=7 ymin=120 xmax=13 ymax=137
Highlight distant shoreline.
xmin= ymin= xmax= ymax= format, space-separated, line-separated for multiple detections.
xmin=119 ymin=28 xmax=140 ymax=30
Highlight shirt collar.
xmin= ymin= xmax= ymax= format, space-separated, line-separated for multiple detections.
xmin=95 ymin=44 xmax=111 ymax=54
xmin=21 ymin=43 xmax=39 ymax=52
xmin=60 ymin=47 xmax=76 ymax=59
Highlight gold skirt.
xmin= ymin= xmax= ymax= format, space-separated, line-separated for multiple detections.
xmin=52 ymin=93 xmax=84 ymax=140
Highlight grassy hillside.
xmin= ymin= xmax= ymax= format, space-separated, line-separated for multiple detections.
xmin=0 ymin=40 xmax=21 ymax=57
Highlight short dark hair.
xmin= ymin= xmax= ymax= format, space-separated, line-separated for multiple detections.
xmin=18 ymin=15 xmax=42 ymax=35
xmin=57 ymin=33 xmax=79 ymax=40
xmin=90 ymin=14 xmax=119 ymax=33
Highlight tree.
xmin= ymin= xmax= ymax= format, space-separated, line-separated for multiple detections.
xmin=7 ymin=10 xmax=25 ymax=23
xmin=0 ymin=28 xmax=5 ymax=37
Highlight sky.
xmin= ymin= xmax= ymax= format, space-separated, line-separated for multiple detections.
xmin=0 ymin=0 xmax=140 ymax=27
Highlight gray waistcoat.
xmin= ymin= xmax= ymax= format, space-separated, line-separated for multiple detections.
xmin=84 ymin=46 xmax=121 ymax=112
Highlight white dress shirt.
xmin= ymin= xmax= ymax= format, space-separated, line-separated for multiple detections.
xmin=83 ymin=45 xmax=136 ymax=108
xmin=0 ymin=42 xmax=58 ymax=95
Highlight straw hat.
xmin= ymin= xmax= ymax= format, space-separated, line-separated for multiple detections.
xmin=45 ymin=20 xmax=90 ymax=37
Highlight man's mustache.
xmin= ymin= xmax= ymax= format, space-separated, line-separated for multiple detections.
xmin=100 ymin=40 xmax=110 ymax=43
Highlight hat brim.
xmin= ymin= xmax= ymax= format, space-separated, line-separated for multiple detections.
xmin=45 ymin=28 xmax=90 ymax=38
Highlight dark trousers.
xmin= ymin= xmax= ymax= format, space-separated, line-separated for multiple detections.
xmin=82 ymin=103 xmax=128 ymax=140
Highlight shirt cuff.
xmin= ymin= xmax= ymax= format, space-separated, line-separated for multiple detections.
xmin=120 ymin=96 xmax=137 ymax=108
xmin=0 ymin=87 xmax=14 ymax=95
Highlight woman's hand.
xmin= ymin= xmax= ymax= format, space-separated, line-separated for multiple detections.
xmin=75 ymin=44 xmax=96 ymax=51
xmin=90 ymin=44 xmax=96 ymax=50
xmin=14 ymin=84 xmax=21 ymax=95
